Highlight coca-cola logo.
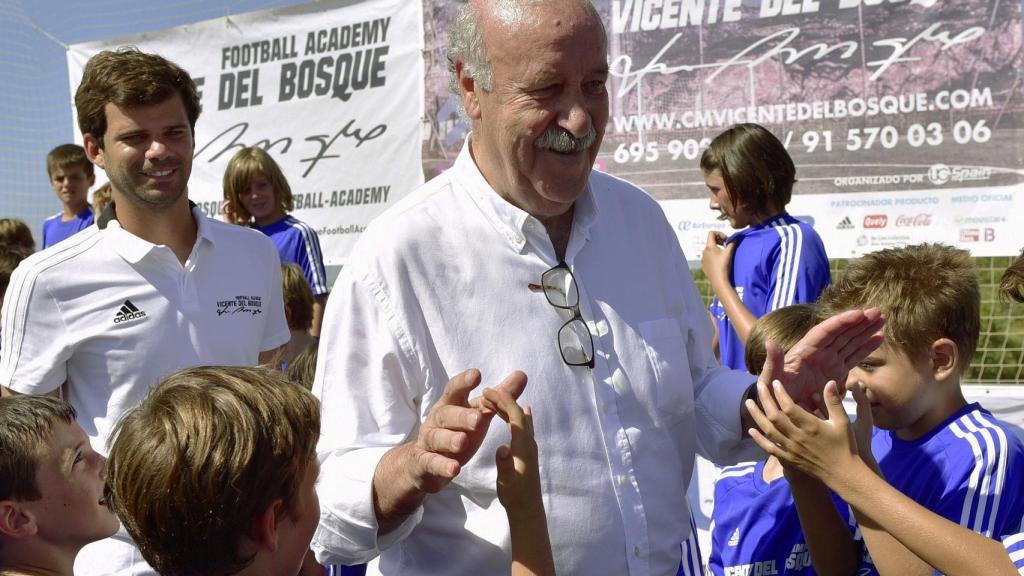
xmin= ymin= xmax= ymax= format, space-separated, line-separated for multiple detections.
xmin=863 ymin=215 xmax=888 ymax=229
xmin=896 ymin=214 xmax=932 ymax=227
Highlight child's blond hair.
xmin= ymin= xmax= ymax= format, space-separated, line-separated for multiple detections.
xmin=105 ymin=366 xmax=320 ymax=576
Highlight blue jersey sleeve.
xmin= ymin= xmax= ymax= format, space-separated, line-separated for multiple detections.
xmin=1003 ymin=532 xmax=1024 ymax=574
xmin=294 ymin=220 xmax=329 ymax=296
xmin=764 ymin=221 xmax=830 ymax=312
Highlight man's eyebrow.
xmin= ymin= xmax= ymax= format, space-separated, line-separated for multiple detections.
xmin=113 ymin=128 xmax=146 ymax=139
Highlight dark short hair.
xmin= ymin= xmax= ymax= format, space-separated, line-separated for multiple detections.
xmin=700 ymin=123 xmax=796 ymax=218
xmin=0 ymin=218 xmax=36 ymax=253
xmin=0 ymin=396 xmax=77 ymax=501
xmin=744 ymin=304 xmax=820 ymax=375
xmin=46 ymin=143 xmax=94 ymax=178
xmin=75 ymin=47 xmax=201 ymax=145
xmin=0 ymin=246 xmax=32 ymax=301
xmin=106 ymin=366 xmax=320 ymax=576
xmin=1000 ymin=249 xmax=1024 ymax=304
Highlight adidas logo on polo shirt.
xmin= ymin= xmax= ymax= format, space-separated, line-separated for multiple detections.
xmin=113 ymin=300 xmax=147 ymax=324
xmin=728 ymin=528 xmax=740 ymax=547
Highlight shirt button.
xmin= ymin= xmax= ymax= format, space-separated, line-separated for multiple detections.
xmin=600 ymin=403 xmax=608 ymax=415
xmin=633 ymin=546 xmax=641 ymax=557
xmin=617 ymin=474 xmax=627 ymax=486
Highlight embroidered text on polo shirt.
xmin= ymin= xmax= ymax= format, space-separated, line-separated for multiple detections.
xmin=113 ymin=300 xmax=147 ymax=324
xmin=216 ymin=295 xmax=264 ymax=317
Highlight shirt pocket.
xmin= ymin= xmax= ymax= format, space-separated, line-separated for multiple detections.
xmin=638 ymin=317 xmax=694 ymax=420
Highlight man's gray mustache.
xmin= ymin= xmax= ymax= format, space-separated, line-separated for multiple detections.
xmin=535 ymin=125 xmax=597 ymax=153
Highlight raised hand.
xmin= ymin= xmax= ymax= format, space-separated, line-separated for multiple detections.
xmin=483 ymin=387 xmax=544 ymax=517
xmin=483 ymin=386 xmax=556 ymax=576
xmin=700 ymin=231 xmax=734 ymax=286
xmin=848 ymin=382 xmax=880 ymax=472
xmin=373 ymin=369 xmax=528 ymax=532
xmin=746 ymin=379 xmax=859 ymax=485
xmin=759 ymin=308 xmax=885 ymax=409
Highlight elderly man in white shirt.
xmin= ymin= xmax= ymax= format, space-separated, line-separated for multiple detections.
xmin=311 ymin=1 xmax=882 ymax=575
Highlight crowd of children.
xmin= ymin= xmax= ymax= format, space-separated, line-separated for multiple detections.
xmin=3 ymin=109 xmax=1024 ymax=576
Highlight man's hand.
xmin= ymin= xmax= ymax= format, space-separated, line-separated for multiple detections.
xmin=700 ymin=231 xmax=733 ymax=286
xmin=760 ymin=308 xmax=884 ymax=409
xmin=373 ymin=369 xmax=527 ymax=533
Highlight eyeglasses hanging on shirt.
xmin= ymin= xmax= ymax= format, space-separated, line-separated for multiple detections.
xmin=529 ymin=261 xmax=595 ymax=369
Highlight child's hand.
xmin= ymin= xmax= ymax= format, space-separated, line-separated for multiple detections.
xmin=700 ymin=231 xmax=735 ymax=286
xmin=482 ymin=387 xmax=545 ymax=520
xmin=745 ymin=379 xmax=860 ymax=487
xmin=847 ymin=382 xmax=880 ymax=473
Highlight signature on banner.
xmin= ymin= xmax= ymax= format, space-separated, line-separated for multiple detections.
xmin=194 ymin=120 xmax=387 ymax=178
xmin=610 ymin=22 xmax=984 ymax=96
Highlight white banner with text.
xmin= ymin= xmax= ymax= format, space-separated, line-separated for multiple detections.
xmin=67 ymin=0 xmax=424 ymax=265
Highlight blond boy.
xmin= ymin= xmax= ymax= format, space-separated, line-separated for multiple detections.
xmin=105 ymin=366 xmax=320 ymax=576
xmin=748 ymin=243 xmax=1024 ymax=576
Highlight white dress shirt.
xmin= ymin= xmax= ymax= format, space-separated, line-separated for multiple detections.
xmin=312 ymin=141 xmax=759 ymax=575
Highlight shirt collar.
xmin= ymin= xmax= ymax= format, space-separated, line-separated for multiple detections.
xmin=98 ymin=200 xmax=213 ymax=264
xmin=452 ymin=136 xmax=600 ymax=254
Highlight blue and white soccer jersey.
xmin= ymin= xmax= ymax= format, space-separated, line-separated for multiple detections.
xmin=41 ymin=207 xmax=94 ymax=248
xmin=863 ymin=403 xmax=1024 ymax=575
xmin=710 ymin=212 xmax=830 ymax=371
xmin=707 ymin=461 xmax=857 ymax=576
xmin=255 ymin=214 xmax=329 ymax=296
xmin=1004 ymin=532 xmax=1024 ymax=575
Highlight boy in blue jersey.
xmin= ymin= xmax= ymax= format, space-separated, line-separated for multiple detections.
xmin=222 ymin=147 xmax=330 ymax=336
xmin=709 ymin=304 xmax=860 ymax=576
xmin=700 ymin=123 xmax=831 ymax=370
xmin=746 ymin=243 xmax=1024 ymax=576
xmin=42 ymin=144 xmax=95 ymax=248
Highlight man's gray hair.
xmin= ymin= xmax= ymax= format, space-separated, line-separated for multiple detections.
xmin=447 ymin=3 xmax=493 ymax=96
xmin=446 ymin=0 xmax=603 ymax=99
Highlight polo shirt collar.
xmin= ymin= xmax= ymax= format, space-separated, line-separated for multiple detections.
xmin=97 ymin=200 xmax=213 ymax=264
xmin=453 ymin=136 xmax=600 ymax=254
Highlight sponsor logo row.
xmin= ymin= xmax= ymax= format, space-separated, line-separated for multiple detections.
xmin=835 ymin=213 xmax=1005 ymax=244
xmin=836 ymin=214 xmax=1007 ymax=230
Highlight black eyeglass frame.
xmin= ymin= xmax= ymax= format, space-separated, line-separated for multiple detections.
xmin=540 ymin=261 xmax=596 ymax=369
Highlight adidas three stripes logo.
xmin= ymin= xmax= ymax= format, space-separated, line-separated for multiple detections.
xmin=113 ymin=300 xmax=147 ymax=324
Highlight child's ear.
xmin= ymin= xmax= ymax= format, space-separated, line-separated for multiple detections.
xmin=250 ymin=498 xmax=285 ymax=553
xmin=931 ymin=338 xmax=958 ymax=381
xmin=0 ymin=501 xmax=38 ymax=540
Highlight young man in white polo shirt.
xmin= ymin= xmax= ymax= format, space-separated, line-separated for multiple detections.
xmin=0 ymin=47 xmax=291 ymax=576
